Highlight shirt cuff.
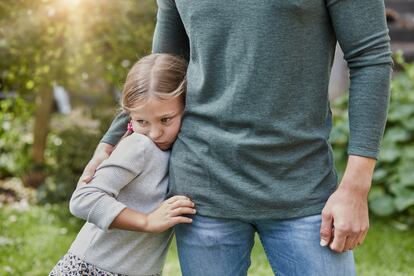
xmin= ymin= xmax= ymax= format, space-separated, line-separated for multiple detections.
xmin=87 ymin=196 xmax=127 ymax=232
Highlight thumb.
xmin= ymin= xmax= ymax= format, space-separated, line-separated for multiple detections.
xmin=81 ymin=173 xmax=93 ymax=183
xmin=80 ymin=159 xmax=99 ymax=183
xmin=320 ymin=211 xmax=333 ymax=247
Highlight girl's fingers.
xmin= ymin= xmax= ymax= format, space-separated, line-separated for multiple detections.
xmin=171 ymin=216 xmax=193 ymax=225
xmin=166 ymin=195 xmax=192 ymax=204
xmin=171 ymin=207 xmax=196 ymax=216
xmin=171 ymin=199 xmax=195 ymax=209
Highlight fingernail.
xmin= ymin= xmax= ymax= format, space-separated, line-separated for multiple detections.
xmin=320 ymin=239 xmax=328 ymax=246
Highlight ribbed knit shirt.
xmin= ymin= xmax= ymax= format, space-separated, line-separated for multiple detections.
xmin=69 ymin=133 xmax=172 ymax=276
xmin=102 ymin=0 xmax=393 ymax=220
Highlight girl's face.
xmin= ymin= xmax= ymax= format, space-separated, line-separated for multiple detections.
xmin=129 ymin=96 xmax=184 ymax=150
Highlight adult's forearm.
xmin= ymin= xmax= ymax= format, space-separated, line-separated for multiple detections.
xmin=153 ymin=0 xmax=190 ymax=59
xmin=95 ymin=142 xmax=115 ymax=156
xmin=101 ymin=112 xmax=129 ymax=146
xmin=327 ymin=0 xmax=393 ymax=159
xmin=347 ymin=65 xmax=392 ymax=159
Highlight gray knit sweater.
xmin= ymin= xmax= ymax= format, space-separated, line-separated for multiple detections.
xmin=68 ymin=133 xmax=173 ymax=276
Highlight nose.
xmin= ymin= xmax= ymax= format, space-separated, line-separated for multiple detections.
xmin=148 ymin=126 xmax=163 ymax=140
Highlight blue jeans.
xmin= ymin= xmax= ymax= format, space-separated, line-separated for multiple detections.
xmin=175 ymin=214 xmax=356 ymax=276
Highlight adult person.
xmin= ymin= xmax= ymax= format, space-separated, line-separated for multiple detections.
xmin=82 ymin=0 xmax=393 ymax=275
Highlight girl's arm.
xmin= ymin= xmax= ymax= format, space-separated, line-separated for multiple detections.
xmin=109 ymin=195 xmax=195 ymax=233
xmin=70 ymin=134 xmax=146 ymax=231
xmin=71 ymin=134 xmax=195 ymax=233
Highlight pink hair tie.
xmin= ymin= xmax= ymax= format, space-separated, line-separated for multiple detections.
xmin=127 ymin=122 xmax=133 ymax=132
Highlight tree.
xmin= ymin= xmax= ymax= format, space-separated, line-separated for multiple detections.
xmin=0 ymin=0 xmax=156 ymax=187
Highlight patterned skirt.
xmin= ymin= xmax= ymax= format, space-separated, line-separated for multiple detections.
xmin=49 ymin=253 xmax=127 ymax=276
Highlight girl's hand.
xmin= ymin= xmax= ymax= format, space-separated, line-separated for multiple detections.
xmin=145 ymin=196 xmax=196 ymax=233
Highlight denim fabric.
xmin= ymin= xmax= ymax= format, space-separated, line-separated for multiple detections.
xmin=175 ymin=214 xmax=356 ymax=276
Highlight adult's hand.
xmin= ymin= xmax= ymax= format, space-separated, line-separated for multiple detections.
xmin=80 ymin=143 xmax=115 ymax=183
xmin=320 ymin=155 xmax=376 ymax=253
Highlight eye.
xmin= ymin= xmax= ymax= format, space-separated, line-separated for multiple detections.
xmin=136 ymin=120 xmax=148 ymax=126
xmin=161 ymin=117 xmax=172 ymax=123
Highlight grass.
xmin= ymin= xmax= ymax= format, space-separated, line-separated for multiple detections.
xmin=0 ymin=203 xmax=413 ymax=276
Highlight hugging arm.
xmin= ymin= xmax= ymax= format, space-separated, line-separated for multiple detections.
xmin=71 ymin=136 xmax=195 ymax=233
xmin=80 ymin=0 xmax=189 ymax=181
xmin=321 ymin=0 xmax=393 ymax=252
xmin=152 ymin=0 xmax=190 ymax=59
xmin=70 ymin=136 xmax=146 ymax=232
xmin=80 ymin=112 xmax=129 ymax=182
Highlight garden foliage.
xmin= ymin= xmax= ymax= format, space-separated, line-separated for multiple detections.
xmin=0 ymin=98 xmax=34 ymax=178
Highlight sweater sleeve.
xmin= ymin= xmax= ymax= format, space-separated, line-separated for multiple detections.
xmin=100 ymin=112 xmax=129 ymax=146
xmin=326 ymin=0 xmax=393 ymax=159
xmin=70 ymin=134 xmax=148 ymax=231
xmin=153 ymin=0 xmax=190 ymax=59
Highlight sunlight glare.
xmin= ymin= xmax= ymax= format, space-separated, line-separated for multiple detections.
xmin=59 ymin=0 xmax=82 ymax=10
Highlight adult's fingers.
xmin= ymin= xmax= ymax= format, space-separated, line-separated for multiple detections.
xmin=320 ymin=211 xmax=333 ymax=247
xmin=346 ymin=223 xmax=369 ymax=250
xmin=330 ymin=226 xmax=347 ymax=253
xmin=356 ymin=228 xmax=368 ymax=246
xmin=80 ymin=159 xmax=100 ymax=183
xmin=344 ymin=234 xmax=358 ymax=251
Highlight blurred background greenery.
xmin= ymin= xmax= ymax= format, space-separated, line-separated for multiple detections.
xmin=0 ymin=0 xmax=413 ymax=275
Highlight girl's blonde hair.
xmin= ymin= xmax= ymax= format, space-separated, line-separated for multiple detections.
xmin=121 ymin=53 xmax=187 ymax=113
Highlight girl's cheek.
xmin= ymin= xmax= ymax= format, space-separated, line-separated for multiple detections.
xmin=131 ymin=123 xmax=144 ymax=134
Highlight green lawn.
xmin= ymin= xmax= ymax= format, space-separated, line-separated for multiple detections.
xmin=1 ymin=203 xmax=413 ymax=275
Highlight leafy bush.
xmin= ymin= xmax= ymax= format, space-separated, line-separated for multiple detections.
xmin=0 ymin=97 xmax=103 ymax=203
xmin=37 ymin=126 xmax=101 ymax=203
xmin=330 ymin=52 xmax=414 ymax=220
xmin=0 ymin=97 xmax=34 ymax=178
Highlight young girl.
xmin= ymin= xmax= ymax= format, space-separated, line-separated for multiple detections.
xmin=50 ymin=53 xmax=195 ymax=276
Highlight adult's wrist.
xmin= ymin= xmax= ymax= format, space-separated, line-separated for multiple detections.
xmin=338 ymin=177 xmax=370 ymax=198
xmin=96 ymin=143 xmax=114 ymax=156
xmin=338 ymin=155 xmax=376 ymax=196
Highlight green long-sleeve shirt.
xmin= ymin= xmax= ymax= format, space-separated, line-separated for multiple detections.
xmin=102 ymin=0 xmax=393 ymax=220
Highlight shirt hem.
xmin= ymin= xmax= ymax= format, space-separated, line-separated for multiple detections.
xmin=194 ymin=202 xmax=327 ymax=221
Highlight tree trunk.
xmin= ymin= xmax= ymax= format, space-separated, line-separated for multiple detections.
xmin=23 ymin=87 xmax=54 ymax=188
